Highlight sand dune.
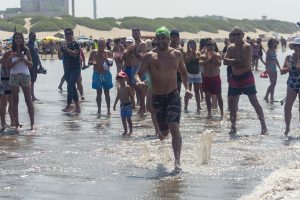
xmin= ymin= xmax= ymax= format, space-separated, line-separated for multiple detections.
xmin=1 ymin=24 xmax=299 ymax=40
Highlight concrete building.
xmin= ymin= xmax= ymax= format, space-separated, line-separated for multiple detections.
xmin=21 ymin=0 xmax=69 ymax=17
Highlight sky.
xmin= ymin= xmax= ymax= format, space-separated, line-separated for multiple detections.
xmin=0 ymin=0 xmax=299 ymax=23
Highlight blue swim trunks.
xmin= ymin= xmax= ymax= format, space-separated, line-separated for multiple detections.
xmin=124 ymin=66 xmax=146 ymax=85
xmin=92 ymin=70 xmax=113 ymax=90
xmin=120 ymin=102 xmax=132 ymax=118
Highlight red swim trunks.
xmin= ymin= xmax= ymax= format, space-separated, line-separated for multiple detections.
xmin=202 ymin=75 xmax=221 ymax=95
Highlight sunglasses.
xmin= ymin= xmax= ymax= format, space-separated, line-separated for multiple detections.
xmin=231 ymin=33 xmax=241 ymax=37
xmin=65 ymin=32 xmax=73 ymax=36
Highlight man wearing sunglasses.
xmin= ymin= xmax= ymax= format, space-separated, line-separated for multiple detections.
xmin=58 ymin=28 xmax=81 ymax=114
xmin=224 ymin=27 xmax=267 ymax=135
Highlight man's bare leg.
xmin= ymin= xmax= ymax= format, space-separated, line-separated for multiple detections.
xmin=228 ymin=95 xmax=239 ymax=134
xmin=127 ymin=117 xmax=132 ymax=134
xmin=121 ymin=117 xmax=127 ymax=135
xmin=284 ymin=87 xmax=297 ymax=135
xmin=248 ymin=94 xmax=268 ymax=134
xmin=96 ymin=90 xmax=102 ymax=117
xmin=104 ymin=89 xmax=111 ymax=117
xmin=169 ymin=123 xmax=182 ymax=170
xmin=205 ymin=92 xmax=212 ymax=118
xmin=0 ymin=96 xmax=8 ymax=129
xmin=216 ymin=94 xmax=224 ymax=116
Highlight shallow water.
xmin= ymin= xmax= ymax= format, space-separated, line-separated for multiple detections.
xmin=1 ymin=50 xmax=300 ymax=200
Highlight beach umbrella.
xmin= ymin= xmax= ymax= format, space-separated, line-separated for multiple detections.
xmin=42 ymin=36 xmax=63 ymax=43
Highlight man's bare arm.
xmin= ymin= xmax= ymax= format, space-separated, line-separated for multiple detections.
xmin=128 ymin=86 xmax=135 ymax=108
xmin=135 ymin=53 xmax=150 ymax=84
xmin=88 ymin=51 xmax=96 ymax=65
xmin=223 ymin=46 xmax=238 ymax=66
xmin=136 ymin=43 xmax=147 ymax=59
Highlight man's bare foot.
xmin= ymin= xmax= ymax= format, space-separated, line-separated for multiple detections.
xmin=32 ymin=97 xmax=40 ymax=102
xmin=107 ymin=112 xmax=111 ymax=118
xmin=30 ymin=124 xmax=34 ymax=131
xmin=122 ymin=131 xmax=127 ymax=136
xmin=58 ymin=86 xmax=62 ymax=91
xmin=264 ymin=97 xmax=269 ymax=102
xmin=75 ymin=107 xmax=81 ymax=114
xmin=261 ymin=126 xmax=268 ymax=135
xmin=196 ymin=109 xmax=200 ymax=115
xmin=158 ymin=131 xmax=169 ymax=141
xmin=284 ymin=128 xmax=290 ymax=136
xmin=62 ymin=106 xmax=71 ymax=112
xmin=206 ymin=114 xmax=212 ymax=119
xmin=229 ymin=126 xmax=237 ymax=135
xmin=81 ymin=96 xmax=85 ymax=101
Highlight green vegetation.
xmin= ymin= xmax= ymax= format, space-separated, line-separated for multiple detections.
xmin=120 ymin=16 xmax=299 ymax=34
xmin=0 ymin=15 xmax=299 ymax=35
xmin=0 ymin=19 xmax=28 ymax=33
xmin=62 ymin=16 xmax=113 ymax=31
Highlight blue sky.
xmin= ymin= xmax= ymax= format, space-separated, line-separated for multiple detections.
xmin=0 ymin=0 xmax=299 ymax=23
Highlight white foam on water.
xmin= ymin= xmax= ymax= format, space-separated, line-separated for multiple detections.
xmin=239 ymin=162 xmax=300 ymax=200
xmin=198 ymin=130 xmax=213 ymax=165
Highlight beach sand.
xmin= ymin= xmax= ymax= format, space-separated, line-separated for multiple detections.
xmin=1 ymin=22 xmax=299 ymax=40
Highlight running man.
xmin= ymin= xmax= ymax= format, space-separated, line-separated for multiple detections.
xmin=135 ymin=26 xmax=193 ymax=171
xmin=88 ymin=38 xmax=113 ymax=118
xmin=224 ymin=27 xmax=267 ymax=135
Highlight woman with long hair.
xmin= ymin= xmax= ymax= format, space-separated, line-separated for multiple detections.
xmin=264 ymin=38 xmax=281 ymax=102
xmin=184 ymin=39 xmax=202 ymax=113
xmin=8 ymin=32 xmax=34 ymax=130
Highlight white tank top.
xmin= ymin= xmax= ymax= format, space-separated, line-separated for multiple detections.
xmin=10 ymin=56 xmax=30 ymax=75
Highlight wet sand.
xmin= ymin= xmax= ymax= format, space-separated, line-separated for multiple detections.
xmin=1 ymin=50 xmax=300 ymax=199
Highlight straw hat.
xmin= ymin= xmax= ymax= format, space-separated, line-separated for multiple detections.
xmin=289 ymin=38 xmax=300 ymax=50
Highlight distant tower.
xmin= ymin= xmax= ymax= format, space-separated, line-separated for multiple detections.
xmin=93 ymin=0 xmax=97 ymax=19
xmin=72 ymin=0 xmax=75 ymax=16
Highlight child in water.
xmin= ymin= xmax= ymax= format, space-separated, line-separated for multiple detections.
xmin=113 ymin=71 xmax=135 ymax=135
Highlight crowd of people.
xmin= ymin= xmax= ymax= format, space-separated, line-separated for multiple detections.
xmin=0 ymin=25 xmax=299 ymax=171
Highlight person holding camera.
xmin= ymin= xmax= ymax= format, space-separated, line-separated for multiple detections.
xmin=88 ymin=38 xmax=113 ymax=118
xmin=58 ymin=28 xmax=81 ymax=114
xmin=27 ymin=32 xmax=45 ymax=101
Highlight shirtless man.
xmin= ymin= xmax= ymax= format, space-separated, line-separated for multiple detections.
xmin=131 ymin=29 xmax=147 ymax=115
xmin=224 ymin=27 xmax=267 ymax=135
xmin=135 ymin=27 xmax=193 ymax=171
xmin=88 ymin=38 xmax=113 ymax=117
xmin=200 ymin=38 xmax=223 ymax=118
xmin=170 ymin=30 xmax=185 ymax=94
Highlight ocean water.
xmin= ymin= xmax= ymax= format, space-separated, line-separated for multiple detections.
xmin=1 ymin=50 xmax=300 ymax=200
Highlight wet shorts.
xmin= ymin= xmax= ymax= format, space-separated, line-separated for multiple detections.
xmin=92 ymin=71 xmax=113 ymax=90
xmin=120 ymin=102 xmax=132 ymax=118
xmin=124 ymin=66 xmax=146 ymax=85
xmin=228 ymin=71 xmax=257 ymax=96
xmin=188 ymin=73 xmax=202 ymax=84
xmin=152 ymin=90 xmax=181 ymax=132
xmin=10 ymin=74 xmax=31 ymax=87
xmin=202 ymin=75 xmax=221 ymax=95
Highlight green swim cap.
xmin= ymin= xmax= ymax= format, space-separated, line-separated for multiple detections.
xmin=155 ymin=26 xmax=170 ymax=37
